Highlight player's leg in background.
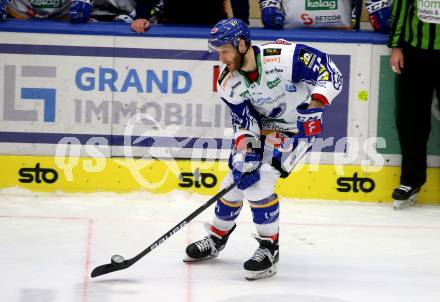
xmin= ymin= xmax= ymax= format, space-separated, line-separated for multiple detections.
xmin=184 ymin=175 xmax=243 ymax=262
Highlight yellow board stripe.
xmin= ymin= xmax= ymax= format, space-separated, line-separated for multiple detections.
xmin=0 ymin=155 xmax=438 ymax=204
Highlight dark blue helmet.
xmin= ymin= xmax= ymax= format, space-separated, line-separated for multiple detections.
xmin=208 ymin=18 xmax=251 ymax=49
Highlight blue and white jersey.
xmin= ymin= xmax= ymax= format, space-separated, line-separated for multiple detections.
xmin=217 ymin=39 xmax=343 ymax=141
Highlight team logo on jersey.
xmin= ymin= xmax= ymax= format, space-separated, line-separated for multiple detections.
xmin=319 ymin=65 xmax=330 ymax=81
xmin=255 ymin=96 xmax=272 ymax=105
xmin=261 ymin=39 xmax=291 ymax=46
xmin=332 ymin=72 xmax=343 ymax=90
xmin=263 ymin=57 xmax=281 ymax=63
xmin=263 ymin=48 xmax=282 ymax=56
xmin=304 ymin=120 xmax=322 ymax=136
xmin=265 ymin=68 xmax=284 ymax=75
xmin=231 ymin=81 xmax=241 ymax=89
xmin=267 ymin=77 xmax=281 ymax=89
xmin=285 ymin=83 xmax=297 ymax=92
xmin=325 ymin=61 xmax=343 ymax=90
xmin=274 ymin=39 xmax=291 ymax=45
xmin=229 ymin=81 xmax=242 ymax=97
xmin=239 ymin=90 xmax=251 ymax=99
xmin=268 ymin=103 xmax=287 ymax=118
xmin=299 ymin=48 xmax=317 ymax=68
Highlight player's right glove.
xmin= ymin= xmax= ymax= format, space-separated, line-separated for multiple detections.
xmin=232 ymin=151 xmax=262 ymax=190
xmin=296 ymin=103 xmax=324 ymax=138
xmin=0 ymin=0 xmax=8 ymax=21
xmin=259 ymin=0 xmax=285 ymax=29
xmin=69 ymin=0 xmax=92 ymax=23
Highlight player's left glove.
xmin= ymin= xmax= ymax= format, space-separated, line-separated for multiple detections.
xmin=259 ymin=0 xmax=285 ymax=29
xmin=268 ymin=104 xmax=323 ymax=178
xmin=296 ymin=103 xmax=324 ymax=138
xmin=69 ymin=0 xmax=92 ymax=23
xmin=0 ymin=0 xmax=8 ymax=21
xmin=232 ymin=151 xmax=262 ymax=190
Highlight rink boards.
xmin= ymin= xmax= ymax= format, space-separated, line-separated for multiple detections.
xmin=0 ymin=21 xmax=439 ymax=204
xmin=1 ymin=155 xmax=438 ymax=204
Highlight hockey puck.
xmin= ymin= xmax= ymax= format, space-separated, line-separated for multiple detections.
xmin=111 ymin=254 xmax=124 ymax=264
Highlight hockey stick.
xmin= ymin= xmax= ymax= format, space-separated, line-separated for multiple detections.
xmin=91 ymin=182 xmax=236 ymax=278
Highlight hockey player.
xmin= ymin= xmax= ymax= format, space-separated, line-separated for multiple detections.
xmin=131 ymin=0 xmax=249 ymax=33
xmin=88 ymin=0 xmax=136 ymax=22
xmin=4 ymin=0 xmax=134 ymax=23
xmin=5 ymin=0 xmax=74 ymax=21
xmin=259 ymin=0 xmax=354 ymax=30
xmin=184 ymin=18 xmax=343 ymax=280
xmin=0 ymin=0 xmax=7 ymax=21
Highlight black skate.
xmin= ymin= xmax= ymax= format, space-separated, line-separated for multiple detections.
xmin=184 ymin=223 xmax=236 ymax=262
xmin=244 ymin=235 xmax=279 ymax=281
xmin=392 ymin=185 xmax=420 ymax=210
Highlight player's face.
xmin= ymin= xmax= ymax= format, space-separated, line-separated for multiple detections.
xmin=216 ymin=44 xmax=241 ymax=72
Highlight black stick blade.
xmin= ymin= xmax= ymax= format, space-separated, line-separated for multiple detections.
xmin=91 ymin=184 xmax=236 ymax=278
xmin=91 ymin=260 xmax=133 ymax=278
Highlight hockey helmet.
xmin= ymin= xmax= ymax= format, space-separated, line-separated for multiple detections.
xmin=208 ymin=18 xmax=251 ymax=49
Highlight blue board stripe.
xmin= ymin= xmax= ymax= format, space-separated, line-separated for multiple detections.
xmin=0 ymin=20 xmax=389 ymax=45
xmin=0 ymin=131 xmax=232 ymax=149
xmin=0 ymin=43 xmax=219 ymax=60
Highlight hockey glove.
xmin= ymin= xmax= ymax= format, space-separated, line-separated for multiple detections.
xmin=296 ymin=103 xmax=324 ymax=138
xmin=0 ymin=0 xmax=7 ymax=21
xmin=69 ymin=0 xmax=92 ymax=23
xmin=232 ymin=151 xmax=262 ymax=190
xmin=260 ymin=0 xmax=285 ymax=30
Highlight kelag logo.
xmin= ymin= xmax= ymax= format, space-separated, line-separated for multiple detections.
xmin=306 ymin=0 xmax=337 ymax=10
xmin=336 ymin=172 xmax=375 ymax=193
xmin=3 ymin=65 xmax=56 ymax=122
xmin=178 ymin=169 xmax=217 ymax=188
xmin=18 ymin=163 xmax=59 ymax=184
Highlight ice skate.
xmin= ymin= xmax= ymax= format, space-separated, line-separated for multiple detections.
xmin=244 ymin=235 xmax=279 ymax=281
xmin=184 ymin=223 xmax=236 ymax=262
xmin=392 ymin=185 xmax=420 ymax=210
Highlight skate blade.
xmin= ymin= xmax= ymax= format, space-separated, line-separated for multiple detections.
xmin=183 ymin=254 xmax=218 ymax=263
xmin=394 ymin=194 xmax=417 ymax=210
xmin=244 ymin=265 xmax=277 ymax=281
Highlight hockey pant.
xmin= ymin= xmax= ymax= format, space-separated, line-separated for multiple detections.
xmin=212 ymin=163 xmax=280 ymax=237
xmin=211 ymin=132 xmax=314 ymax=237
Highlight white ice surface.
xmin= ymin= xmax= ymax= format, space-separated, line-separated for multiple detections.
xmin=1 ymin=188 xmax=440 ymax=302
